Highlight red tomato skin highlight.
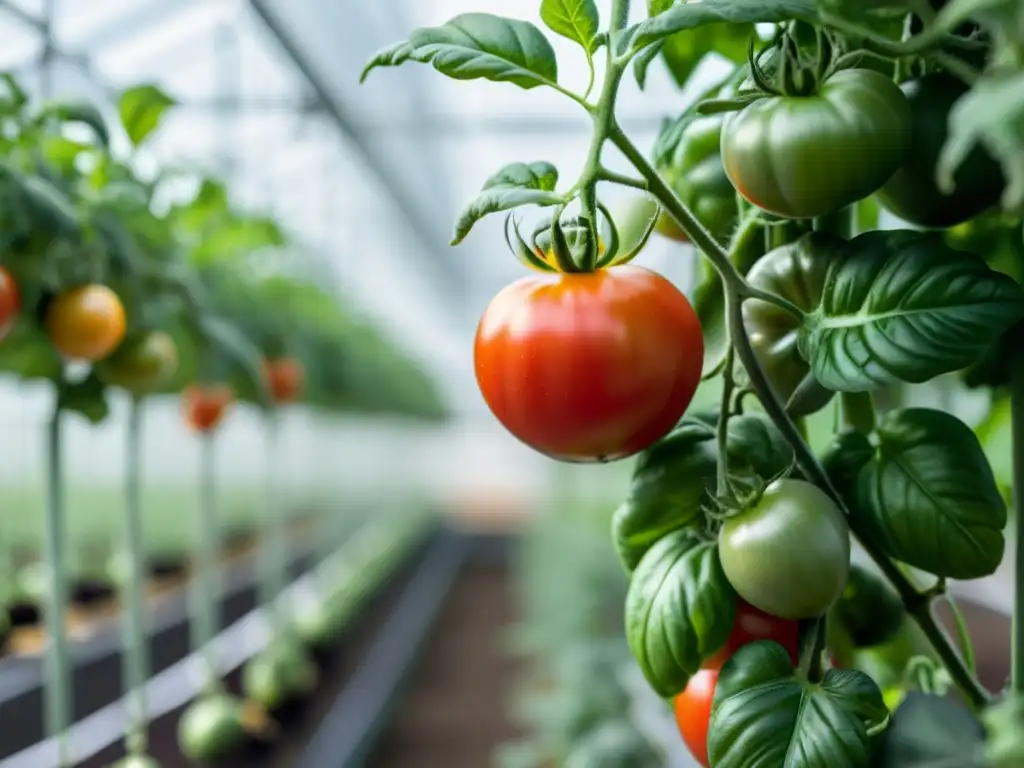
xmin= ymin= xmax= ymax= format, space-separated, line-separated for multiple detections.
xmin=473 ymin=266 xmax=703 ymax=462
xmin=674 ymin=666 xmax=717 ymax=768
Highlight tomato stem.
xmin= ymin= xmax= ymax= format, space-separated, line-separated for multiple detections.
xmin=192 ymin=432 xmax=224 ymax=690
xmin=841 ymin=392 xmax=877 ymax=435
xmin=43 ymin=382 xmax=71 ymax=766
xmin=121 ymin=396 xmax=150 ymax=755
xmin=611 ymin=122 xmax=992 ymax=710
xmin=1010 ymin=345 xmax=1024 ymax=695
xmin=259 ymin=409 xmax=288 ymax=634
xmin=717 ymin=346 xmax=737 ymax=498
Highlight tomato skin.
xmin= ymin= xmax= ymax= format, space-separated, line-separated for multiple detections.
xmin=674 ymin=666 xmax=716 ymax=767
xmin=719 ymin=479 xmax=851 ymax=620
xmin=474 ymin=266 xmax=703 ymax=462
xmin=656 ymin=115 xmax=738 ymax=244
xmin=45 ymin=284 xmax=127 ymax=362
xmin=96 ymin=331 xmax=179 ymax=394
xmin=182 ymin=384 xmax=234 ymax=433
xmin=742 ymin=233 xmax=842 ymax=413
xmin=722 ymin=69 xmax=911 ymax=220
xmin=0 ymin=266 xmax=20 ymax=341
xmin=263 ymin=357 xmax=304 ymax=403
xmin=877 ymin=73 xmax=1005 ymax=228
xmin=708 ymin=599 xmax=800 ymax=668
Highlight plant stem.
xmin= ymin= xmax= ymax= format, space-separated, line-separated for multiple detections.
xmin=260 ymin=409 xmax=287 ymax=633
xmin=43 ymin=385 xmax=71 ymax=767
xmin=841 ymin=391 xmax=877 ymax=434
xmin=717 ymin=346 xmax=736 ymax=497
xmin=1011 ymin=346 xmax=1024 ymax=694
xmin=610 ymin=123 xmax=991 ymax=710
xmin=192 ymin=433 xmax=222 ymax=691
xmin=121 ymin=397 xmax=149 ymax=755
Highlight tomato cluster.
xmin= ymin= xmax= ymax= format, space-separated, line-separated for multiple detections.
xmin=675 ymin=601 xmax=799 ymax=767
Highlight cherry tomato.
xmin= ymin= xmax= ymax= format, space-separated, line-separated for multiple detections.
xmin=719 ymin=479 xmax=851 ymax=620
xmin=182 ymin=384 xmax=234 ymax=433
xmin=45 ymin=284 xmax=127 ymax=361
xmin=0 ymin=266 xmax=20 ymax=341
xmin=707 ymin=599 xmax=800 ymax=667
xmin=721 ymin=69 xmax=911 ymax=219
xmin=263 ymin=357 xmax=304 ymax=404
xmin=178 ymin=694 xmax=248 ymax=762
xmin=96 ymin=331 xmax=179 ymax=394
xmin=674 ymin=666 xmax=717 ymax=768
xmin=474 ymin=266 xmax=703 ymax=462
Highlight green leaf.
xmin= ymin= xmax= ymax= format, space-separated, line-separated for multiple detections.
xmin=798 ymin=230 xmax=1024 ymax=392
xmin=709 ymin=641 xmax=889 ymax=768
xmin=58 ymin=373 xmax=110 ymax=425
xmin=624 ymin=529 xmax=736 ymax=697
xmin=37 ymin=99 xmax=110 ymax=147
xmin=622 ymin=0 xmax=818 ymax=55
xmin=875 ymin=692 xmax=984 ymax=767
xmin=642 ymin=2 xmax=753 ymax=88
xmin=938 ymin=70 xmax=1024 ymax=214
xmin=541 ymin=0 xmax=600 ymax=52
xmin=451 ymin=161 xmax=563 ymax=244
xmin=854 ymin=408 xmax=1007 ymax=580
xmin=612 ymin=412 xmax=793 ymax=571
xmin=361 ymin=14 xmax=558 ymax=89
xmin=118 ymin=84 xmax=176 ymax=147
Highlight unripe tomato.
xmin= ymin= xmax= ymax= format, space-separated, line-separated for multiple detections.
xmin=655 ymin=114 xmax=738 ymax=244
xmin=96 ymin=331 xmax=179 ymax=394
xmin=674 ymin=666 xmax=717 ymax=767
xmin=177 ymin=694 xmax=248 ymax=762
xmin=181 ymin=384 xmax=234 ymax=433
xmin=474 ymin=266 xmax=703 ymax=462
xmin=45 ymin=284 xmax=127 ymax=361
xmin=877 ymin=73 xmax=1005 ymax=227
xmin=108 ymin=755 xmax=161 ymax=768
xmin=242 ymin=641 xmax=318 ymax=712
xmin=0 ymin=266 xmax=20 ymax=341
xmin=722 ymin=69 xmax=911 ymax=219
xmin=263 ymin=357 xmax=304 ymax=404
xmin=719 ymin=479 xmax=850 ymax=620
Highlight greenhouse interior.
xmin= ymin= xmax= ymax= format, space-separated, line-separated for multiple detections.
xmin=0 ymin=0 xmax=1020 ymax=766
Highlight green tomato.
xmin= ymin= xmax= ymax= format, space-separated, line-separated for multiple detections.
xmin=742 ymin=232 xmax=843 ymax=415
xmin=294 ymin=598 xmax=351 ymax=650
xmin=830 ymin=564 xmax=905 ymax=648
xmin=177 ymin=694 xmax=248 ymax=762
xmin=718 ymin=479 xmax=850 ymax=620
xmin=96 ymin=330 xmax=179 ymax=394
xmin=722 ymin=69 xmax=911 ymax=220
xmin=242 ymin=641 xmax=318 ymax=712
xmin=877 ymin=74 xmax=1005 ymax=228
xmin=656 ymin=114 xmax=739 ymax=243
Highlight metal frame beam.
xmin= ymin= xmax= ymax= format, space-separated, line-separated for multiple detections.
xmin=0 ymin=0 xmax=43 ymax=31
xmin=246 ymin=0 xmax=467 ymax=299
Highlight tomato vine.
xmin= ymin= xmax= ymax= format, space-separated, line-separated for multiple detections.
xmin=365 ymin=0 xmax=1024 ymax=764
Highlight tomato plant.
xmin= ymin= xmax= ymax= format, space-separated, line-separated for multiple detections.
xmin=474 ymin=265 xmax=703 ymax=461
xmin=44 ymin=284 xmax=127 ymax=362
xmin=366 ymin=1 xmax=1024 ymax=765
xmin=263 ymin=356 xmax=304 ymax=404
xmin=181 ymin=384 xmax=234 ymax=433
xmin=0 ymin=266 xmax=20 ymax=342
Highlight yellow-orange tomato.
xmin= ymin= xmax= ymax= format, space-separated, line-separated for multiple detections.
xmin=0 ymin=266 xmax=20 ymax=341
xmin=263 ymin=357 xmax=304 ymax=404
xmin=182 ymin=384 xmax=234 ymax=433
xmin=45 ymin=285 xmax=126 ymax=362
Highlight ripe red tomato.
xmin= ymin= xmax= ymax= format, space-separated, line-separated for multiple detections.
xmin=0 ymin=266 xmax=20 ymax=341
xmin=707 ymin=599 xmax=800 ymax=668
xmin=182 ymin=384 xmax=234 ymax=433
xmin=473 ymin=266 xmax=703 ymax=462
xmin=45 ymin=284 xmax=126 ymax=362
xmin=263 ymin=357 xmax=304 ymax=404
xmin=674 ymin=666 xmax=717 ymax=768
